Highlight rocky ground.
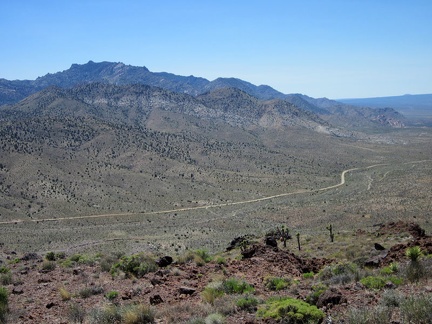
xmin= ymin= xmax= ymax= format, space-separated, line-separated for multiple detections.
xmin=1 ymin=221 xmax=431 ymax=323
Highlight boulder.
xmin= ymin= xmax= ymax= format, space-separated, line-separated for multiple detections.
xmin=316 ymin=288 xmax=347 ymax=308
xmin=179 ymin=286 xmax=196 ymax=295
xmin=156 ymin=256 xmax=173 ymax=267
xmin=265 ymin=236 xmax=278 ymax=248
xmin=150 ymin=294 xmax=164 ymax=305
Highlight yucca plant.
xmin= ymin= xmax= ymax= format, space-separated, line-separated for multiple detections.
xmin=405 ymin=246 xmax=425 ymax=282
xmin=406 ymin=246 xmax=422 ymax=262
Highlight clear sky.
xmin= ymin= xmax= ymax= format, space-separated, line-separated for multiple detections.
xmin=1 ymin=0 xmax=431 ymax=99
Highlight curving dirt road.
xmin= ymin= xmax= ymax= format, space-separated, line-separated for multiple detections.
xmin=0 ymin=161 xmax=429 ymax=226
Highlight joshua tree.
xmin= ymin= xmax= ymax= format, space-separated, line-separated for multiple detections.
xmin=296 ymin=233 xmax=301 ymax=251
xmin=277 ymin=225 xmax=292 ymax=248
xmin=326 ymin=224 xmax=334 ymax=242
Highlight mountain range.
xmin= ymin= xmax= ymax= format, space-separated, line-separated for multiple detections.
xmin=339 ymin=94 xmax=432 ymax=118
xmin=0 ymin=61 xmax=406 ymax=131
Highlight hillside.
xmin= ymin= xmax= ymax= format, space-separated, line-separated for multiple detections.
xmin=0 ymin=61 xmax=406 ymax=130
xmin=0 ymin=81 xmax=431 ymax=256
xmin=1 ymin=221 xmax=431 ymax=323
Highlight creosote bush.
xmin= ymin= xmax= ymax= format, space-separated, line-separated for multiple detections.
xmin=360 ymin=275 xmax=403 ymax=289
xmin=0 ymin=267 xmax=12 ymax=286
xmin=222 ymin=277 xmax=254 ymax=294
xmin=257 ymin=296 xmax=324 ymax=323
xmin=110 ymin=253 xmax=157 ymax=278
xmin=45 ymin=251 xmax=56 ymax=261
xmin=202 ymin=277 xmax=254 ymax=305
xmin=264 ymin=276 xmax=290 ymax=291
xmin=41 ymin=260 xmax=56 ymax=271
xmin=79 ymin=286 xmax=104 ymax=299
xmin=236 ymin=295 xmax=259 ymax=311
xmin=105 ymin=290 xmax=119 ymax=301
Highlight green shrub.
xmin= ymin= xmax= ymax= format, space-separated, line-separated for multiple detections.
xmin=79 ymin=287 xmax=94 ymax=299
xmin=257 ymin=297 xmax=324 ymax=323
xmin=89 ymin=304 xmax=155 ymax=324
xmin=306 ymin=283 xmax=327 ymax=306
xmin=195 ymin=249 xmax=212 ymax=263
xmin=380 ymin=263 xmax=398 ymax=275
xmin=236 ymin=295 xmax=259 ymax=311
xmin=215 ymin=256 xmax=226 ymax=265
xmin=0 ymin=286 xmax=8 ymax=323
xmin=360 ymin=276 xmax=385 ymax=289
xmin=69 ymin=254 xmax=82 ymax=262
xmin=318 ymin=262 xmax=359 ymax=284
xmin=105 ymin=290 xmax=119 ymax=301
xmin=222 ymin=277 xmax=254 ymax=294
xmin=346 ymin=305 xmax=391 ymax=324
xmin=122 ymin=304 xmax=155 ymax=324
xmin=0 ymin=267 xmax=11 ymax=285
xmin=380 ymin=266 xmax=394 ymax=276
xmin=400 ymin=294 xmax=432 ymax=324
xmin=388 ymin=276 xmax=403 ymax=285
xmin=68 ymin=303 xmax=86 ymax=323
xmin=100 ymin=255 xmax=119 ymax=272
xmin=176 ymin=251 xmax=196 ymax=264
xmin=302 ymin=272 xmax=314 ymax=279
xmin=79 ymin=286 xmax=104 ymax=299
xmin=264 ymin=276 xmax=289 ymax=291
xmin=212 ymin=294 xmax=237 ymax=316
xmin=204 ymin=313 xmax=224 ymax=324
xmin=56 ymin=251 xmax=66 ymax=260
xmin=380 ymin=290 xmax=402 ymax=307
xmin=60 ymin=259 xmax=75 ymax=268
xmin=46 ymin=251 xmax=56 ymax=261
xmin=110 ymin=253 xmax=157 ymax=278
xmin=202 ymin=287 xmax=225 ymax=305
xmin=360 ymin=276 xmax=402 ymax=289
xmin=41 ymin=260 xmax=56 ymax=271
xmin=89 ymin=305 xmax=122 ymax=324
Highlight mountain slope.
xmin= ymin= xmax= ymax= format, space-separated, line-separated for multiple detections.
xmin=0 ymin=61 xmax=405 ymax=130
xmin=299 ymin=95 xmax=406 ymax=128
xmin=1 ymin=83 xmax=332 ymax=132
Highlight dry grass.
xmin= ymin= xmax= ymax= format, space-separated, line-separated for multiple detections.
xmin=0 ymin=127 xmax=431 ymax=256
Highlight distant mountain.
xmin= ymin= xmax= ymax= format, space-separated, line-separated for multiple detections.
xmin=0 ymin=60 xmax=405 ymax=129
xmin=0 ymin=83 xmax=334 ymax=133
xmin=338 ymin=94 xmax=432 ymax=118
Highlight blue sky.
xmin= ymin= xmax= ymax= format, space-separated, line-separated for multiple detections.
xmin=1 ymin=0 xmax=431 ymax=99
